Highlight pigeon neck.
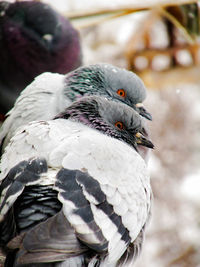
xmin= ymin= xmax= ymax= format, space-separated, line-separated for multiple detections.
xmin=55 ymin=101 xmax=114 ymax=135
xmin=54 ymin=101 xmax=139 ymax=152
xmin=55 ymin=102 xmax=136 ymax=149
xmin=63 ymin=70 xmax=105 ymax=102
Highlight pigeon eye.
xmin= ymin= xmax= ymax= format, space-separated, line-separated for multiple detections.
xmin=115 ymin=121 xmax=124 ymax=130
xmin=117 ymin=89 xmax=126 ymax=98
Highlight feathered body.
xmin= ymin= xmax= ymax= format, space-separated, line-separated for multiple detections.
xmin=0 ymin=97 xmax=153 ymax=266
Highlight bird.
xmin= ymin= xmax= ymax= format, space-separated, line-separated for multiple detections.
xmin=0 ymin=96 xmax=154 ymax=267
xmin=0 ymin=63 xmax=152 ymax=155
xmin=0 ymin=0 xmax=82 ymax=114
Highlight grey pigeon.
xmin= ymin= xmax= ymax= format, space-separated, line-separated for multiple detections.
xmin=0 ymin=0 xmax=82 ymax=114
xmin=0 ymin=63 xmax=152 ymax=154
xmin=0 ymin=96 xmax=154 ymax=267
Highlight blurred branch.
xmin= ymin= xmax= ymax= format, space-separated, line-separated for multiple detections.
xmin=66 ymin=0 xmax=198 ymax=28
xmin=129 ymin=44 xmax=199 ymax=59
xmin=158 ymin=7 xmax=196 ymax=44
xmin=68 ymin=10 xmax=135 ymax=29
xmin=67 ymin=0 xmax=197 ymax=19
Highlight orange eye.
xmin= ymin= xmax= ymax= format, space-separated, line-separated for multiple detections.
xmin=117 ymin=89 xmax=126 ymax=98
xmin=115 ymin=121 xmax=124 ymax=130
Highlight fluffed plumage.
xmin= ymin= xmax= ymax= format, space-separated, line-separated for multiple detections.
xmin=0 ymin=96 xmax=153 ymax=266
xmin=0 ymin=63 xmax=151 ymax=154
xmin=0 ymin=0 xmax=82 ymax=113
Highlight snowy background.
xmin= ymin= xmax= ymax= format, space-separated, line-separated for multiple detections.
xmin=2 ymin=0 xmax=200 ymax=266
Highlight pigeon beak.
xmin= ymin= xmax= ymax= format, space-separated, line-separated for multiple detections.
xmin=135 ymin=103 xmax=152 ymax=121
xmin=135 ymin=132 xmax=154 ymax=149
xmin=42 ymin=34 xmax=53 ymax=50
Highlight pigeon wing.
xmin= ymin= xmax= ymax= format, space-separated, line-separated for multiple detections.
xmin=9 ymin=211 xmax=87 ymax=265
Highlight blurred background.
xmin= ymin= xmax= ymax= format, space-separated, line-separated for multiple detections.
xmin=1 ymin=0 xmax=200 ymax=266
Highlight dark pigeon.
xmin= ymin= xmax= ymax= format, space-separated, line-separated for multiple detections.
xmin=0 ymin=1 xmax=82 ymax=114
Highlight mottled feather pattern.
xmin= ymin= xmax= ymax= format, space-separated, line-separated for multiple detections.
xmin=0 ymin=116 xmax=151 ymax=266
xmin=0 ymin=158 xmax=48 ymax=220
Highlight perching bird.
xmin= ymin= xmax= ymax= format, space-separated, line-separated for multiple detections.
xmin=0 ymin=0 xmax=82 ymax=114
xmin=0 ymin=96 xmax=154 ymax=267
xmin=0 ymin=63 xmax=152 ymax=154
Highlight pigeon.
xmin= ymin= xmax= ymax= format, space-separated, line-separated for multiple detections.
xmin=0 ymin=63 xmax=152 ymax=154
xmin=0 ymin=0 xmax=82 ymax=114
xmin=0 ymin=96 xmax=154 ymax=267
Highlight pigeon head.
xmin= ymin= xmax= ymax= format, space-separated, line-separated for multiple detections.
xmin=0 ymin=1 xmax=82 ymax=113
xmin=55 ymin=96 xmax=154 ymax=156
xmin=64 ymin=63 xmax=152 ymax=120
xmin=1 ymin=1 xmax=59 ymax=41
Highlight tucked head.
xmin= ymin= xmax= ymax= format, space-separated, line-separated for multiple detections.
xmin=55 ymin=96 xmax=154 ymax=155
xmin=64 ymin=63 xmax=152 ymax=120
